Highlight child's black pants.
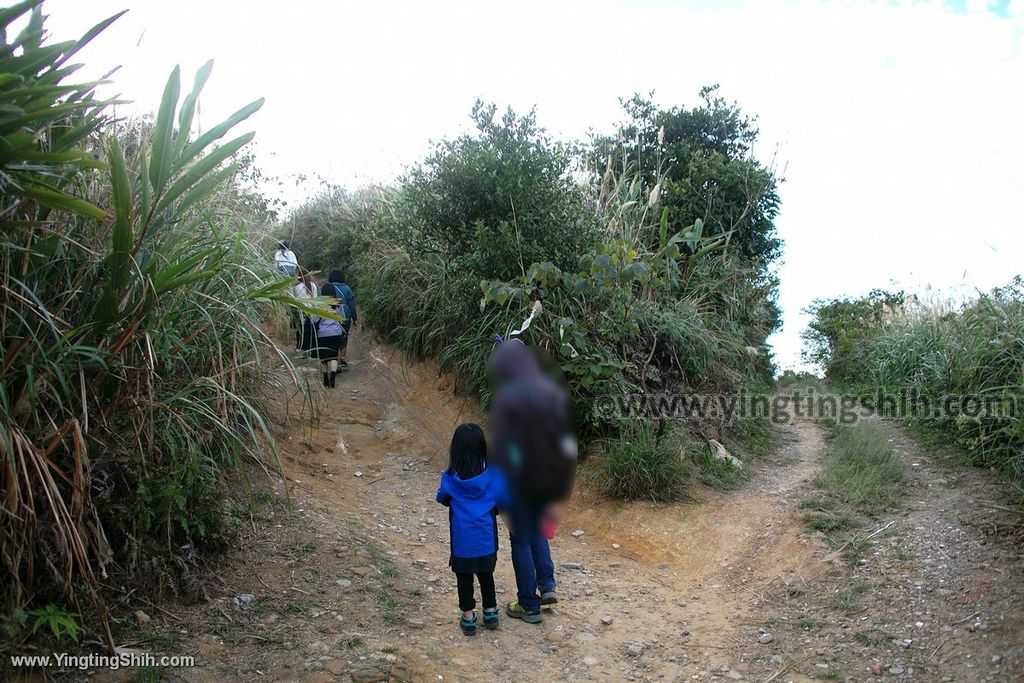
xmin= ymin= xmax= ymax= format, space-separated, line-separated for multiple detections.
xmin=456 ymin=572 xmax=496 ymax=612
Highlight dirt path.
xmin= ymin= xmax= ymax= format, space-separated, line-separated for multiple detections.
xmin=132 ymin=339 xmax=1022 ymax=683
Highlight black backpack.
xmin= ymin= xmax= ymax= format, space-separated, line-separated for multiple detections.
xmin=502 ymin=385 xmax=578 ymax=504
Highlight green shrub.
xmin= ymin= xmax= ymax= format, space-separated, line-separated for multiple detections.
xmin=288 ymin=91 xmax=785 ymax=501
xmin=592 ymin=426 xmax=694 ymax=501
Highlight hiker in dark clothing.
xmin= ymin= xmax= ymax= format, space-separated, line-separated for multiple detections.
xmin=487 ymin=340 xmax=577 ymax=624
xmin=322 ymin=269 xmax=357 ymax=368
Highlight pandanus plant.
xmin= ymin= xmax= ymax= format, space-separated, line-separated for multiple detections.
xmin=1 ymin=1 xmax=322 ymax=647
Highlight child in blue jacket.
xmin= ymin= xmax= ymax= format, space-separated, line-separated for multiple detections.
xmin=436 ymin=423 xmax=508 ymax=635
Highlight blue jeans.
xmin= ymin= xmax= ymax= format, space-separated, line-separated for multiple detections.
xmin=507 ymin=502 xmax=555 ymax=613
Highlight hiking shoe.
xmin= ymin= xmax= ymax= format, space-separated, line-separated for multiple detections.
xmin=338 ymin=359 xmax=349 ymax=368
xmin=460 ymin=612 xmax=478 ymax=636
xmin=540 ymin=589 xmax=558 ymax=606
xmin=483 ymin=607 xmax=500 ymax=630
xmin=506 ymin=601 xmax=542 ymax=624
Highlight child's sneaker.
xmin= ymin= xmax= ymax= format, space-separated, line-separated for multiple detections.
xmin=540 ymin=588 xmax=558 ymax=606
xmin=506 ymin=601 xmax=543 ymax=624
xmin=482 ymin=607 xmax=500 ymax=630
xmin=460 ymin=612 xmax=478 ymax=636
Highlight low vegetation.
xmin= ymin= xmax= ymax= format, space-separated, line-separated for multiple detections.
xmin=802 ymin=421 xmax=906 ymax=562
xmin=591 ymin=425 xmax=694 ymax=502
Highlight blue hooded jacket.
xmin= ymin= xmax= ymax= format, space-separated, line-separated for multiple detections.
xmin=435 ymin=467 xmax=509 ymax=559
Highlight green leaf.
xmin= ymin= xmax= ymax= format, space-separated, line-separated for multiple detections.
xmin=177 ymin=98 xmax=264 ymax=170
xmin=18 ymin=183 xmax=106 ymax=219
xmin=155 ymin=131 xmax=253 ymax=214
xmin=172 ymin=162 xmax=238 ymax=217
xmin=139 ymin=153 xmax=151 ymax=219
xmin=174 ymin=60 xmax=214 ymax=159
xmin=0 ymin=1 xmax=41 ymax=29
xmin=107 ymin=137 xmax=132 ymax=247
xmin=149 ymin=65 xmax=181 ymax=194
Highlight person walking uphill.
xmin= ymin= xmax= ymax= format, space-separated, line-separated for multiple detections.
xmin=309 ymin=271 xmax=352 ymax=388
xmin=274 ymin=241 xmax=297 ymax=276
xmin=322 ymin=269 xmax=357 ymax=368
xmin=487 ymin=340 xmax=578 ymax=624
xmin=436 ymin=423 xmax=508 ymax=636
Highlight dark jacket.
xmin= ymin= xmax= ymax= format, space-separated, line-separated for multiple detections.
xmin=488 ymin=341 xmax=577 ymax=503
xmin=435 ymin=467 xmax=509 ymax=559
xmin=324 ymin=281 xmax=357 ymax=322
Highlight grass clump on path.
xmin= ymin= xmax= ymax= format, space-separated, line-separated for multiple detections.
xmin=816 ymin=421 xmax=906 ymax=518
xmin=802 ymin=421 xmax=906 ymax=556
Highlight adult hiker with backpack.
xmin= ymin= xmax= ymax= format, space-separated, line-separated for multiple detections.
xmin=487 ymin=339 xmax=578 ymax=623
xmin=310 ymin=269 xmax=356 ymax=387
xmin=322 ymin=269 xmax=357 ymax=367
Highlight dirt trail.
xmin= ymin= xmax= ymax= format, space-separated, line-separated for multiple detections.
xmin=133 ymin=339 xmax=1022 ymax=683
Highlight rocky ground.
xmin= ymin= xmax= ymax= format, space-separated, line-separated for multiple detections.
xmin=79 ymin=338 xmax=1022 ymax=682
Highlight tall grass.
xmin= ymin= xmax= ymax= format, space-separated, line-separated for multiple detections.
xmin=806 ymin=280 xmax=1024 ymax=492
xmin=1 ymin=2 xmax=308 ymax=647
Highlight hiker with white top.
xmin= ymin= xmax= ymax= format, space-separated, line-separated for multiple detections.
xmin=274 ymin=241 xmax=298 ymax=276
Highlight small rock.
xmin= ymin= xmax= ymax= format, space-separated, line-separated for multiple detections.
xmin=991 ymin=655 xmax=1003 ymax=664
xmin=726 ymin=671 xmax=743 ymax=680
xmin=601 ymin=615 xmax=614 ymax=626
xmin=890 ymin=665 xmax=906 ymax=675
xmin=757 ymin=633 xmax=774 ymax=644
xmin=583 ymin=656 xmax=598 ymax=666
xmin=736 ymin=663 xmax=750 ymax=673
xmin=335 ymin=578 xmax=353 ymax=589
xmin=626 ymin=643 xmax=645 ymax=657
xmin=406 ymin=618 xmax=425 ymax=629
xmin=426 ymin=517 xmax=436 ymax=525
xmin=612 ymin=543 xmax=621 ymax=550
xmin=545 ymin=630 xmax=564 ymax=644
xmin=354 ymin=471 xmax=363 ymax=477
xmin=561 ymin=562 xmax=583 ymax=571
xmin=133 ymin=610 xmax=150 ymax=626
xmin=352 ymin=566 xmax=372 ymax=577
xmin=770 ymin=655 xmax=783 ymax=666
xmin=426 ymin=575 xmax=439 ymax=583
xmin=325 ymin=660 xmax=348 ymax=675
xmin=232 ymin=593 xmax=256 ymax=611
xmin=870 ymin=665 xmax=884 ymax=676
xmin=571 ymin=529 xmax=585 ymax=538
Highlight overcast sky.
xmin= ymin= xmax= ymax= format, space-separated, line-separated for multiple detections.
xmin=43 ymin=0 xmax=1024 ymax=371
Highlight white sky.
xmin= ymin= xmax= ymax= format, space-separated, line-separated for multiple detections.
xmin=43 ymin=0 xmax=1024 ymax=371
